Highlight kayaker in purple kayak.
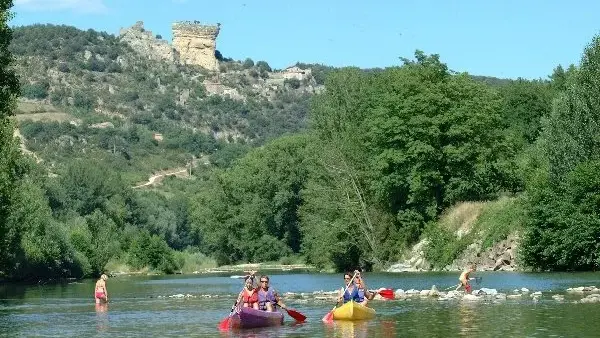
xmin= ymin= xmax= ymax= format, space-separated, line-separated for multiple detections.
xmin=257 ymin=275 xmax=288 ymax=312
xmin=240 ymin=272 xmax=259 ymax=309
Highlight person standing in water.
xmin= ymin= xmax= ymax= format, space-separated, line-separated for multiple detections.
xmin=95 ymin=274 xmax=109 ymax=304
xmin=456 ymin=263 xmax=477 ymax=294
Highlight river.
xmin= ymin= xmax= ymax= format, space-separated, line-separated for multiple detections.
xmin=1 ymin=271 xmax=600 ymax=337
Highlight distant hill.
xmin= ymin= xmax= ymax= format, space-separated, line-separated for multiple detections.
xmin=9 ymin=23 xmax=323 ymax=182
xmin=9 ymin=23 xmax=515 ymax=184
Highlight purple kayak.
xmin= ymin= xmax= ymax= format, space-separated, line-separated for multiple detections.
xmin=229 ymin=307 xmax=284 ymax=329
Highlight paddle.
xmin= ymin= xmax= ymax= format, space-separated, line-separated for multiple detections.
xmin=374 ymin=288 xmax=395 ymax=300
xmin=322 ymin=271 xmax=358 ymax=323
xmin=444 ymin=277 xmax=482 ymax=291
xmin=217 ymin=287 xmax=245 ymax=330
xmin=274 ymin=291 xmax=306 ymax=322
xmin=444 ymin=284 xmax=460 ymax=291
xmin=284 ymin=308 xmax=307 ymax=322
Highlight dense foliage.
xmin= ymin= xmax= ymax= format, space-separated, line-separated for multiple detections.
xmin=2 ymin=11 xmax=600 ymax=281
xmin=520 ymin=36 xmax=600 ymax=271
xmin=9 ymin=24 xmax=312 ymax=184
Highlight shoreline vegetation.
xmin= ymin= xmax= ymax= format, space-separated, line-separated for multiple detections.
xmin=107 ymin=262 xmax=317 ymax=278
xmin=3 ymin=13 xmax=600 ymax=284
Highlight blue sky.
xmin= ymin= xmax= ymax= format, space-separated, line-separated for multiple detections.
xmin=10 ymin=0 xmax=600 ymax=79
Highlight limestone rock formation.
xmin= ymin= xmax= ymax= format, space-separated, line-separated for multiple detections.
xmin=119 ymin=21 xmax=175 ymax=63
xmin=172 ymin=21 xmax=220 ymax=71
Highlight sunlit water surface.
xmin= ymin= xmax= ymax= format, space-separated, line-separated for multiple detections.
xmin=2 ymin=271 xmax=600 ymax=337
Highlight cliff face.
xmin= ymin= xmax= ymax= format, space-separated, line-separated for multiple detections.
xmin=172 ymin=21 xmax=220 ymax=71
xmin=119 ymin=21 xmax=220 ymax=71
xmin=119 ymin=21 xmax=175 ymax=63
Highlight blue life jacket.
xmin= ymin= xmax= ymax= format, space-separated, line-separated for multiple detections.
xmin=257 ymin=288 xmax=276 ymax=311
xmin=357 ymin=288 xmax=365 ymax=302
xmin=343 ymin=286 xmax=363 ymax=303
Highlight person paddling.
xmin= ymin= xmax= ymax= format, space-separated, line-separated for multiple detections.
xmin=240 ymin=272 xmax=259 ymax=309
xmin=355 ymin=272 xmax=376 ymax=306
xmin=94 ymin=274 xmax=109 ymax=304
xmin=456 ymin=263 xmax=477 ymax=294
xmin=337 ymin=270 xmax=374 ymax=306
xmin=257 ymin=275 xmax=287 ymax=312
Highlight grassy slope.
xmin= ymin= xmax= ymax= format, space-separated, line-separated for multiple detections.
xmin=423 ymin=195 xmax=526 ymax=269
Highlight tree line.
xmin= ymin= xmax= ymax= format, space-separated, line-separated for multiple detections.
xmin=2 ymin=0 xmax=600 ymax=282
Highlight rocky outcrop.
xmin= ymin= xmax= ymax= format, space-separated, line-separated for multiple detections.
xmin=202 ymin=79 xmax=244 ymax=101
xmin=119 ymin=21 xmax=175 ymax=63
xmin=387 ymin=233 xmax=520 ymax=272
xmin=172 ymin=21 xmax=220 ymax=71
xmin=387 ymin=240 xmax=431 ymax=272
xmin=448 ymin=234 xmax=519 ymax=272
xmin=119 ymin=20 xmax=220 ymax=71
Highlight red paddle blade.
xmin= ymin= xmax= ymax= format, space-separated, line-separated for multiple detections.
xmin=217 ymin=317 xmax=230 ymax=331
xmin=286 ymin=308 xmax=307 ymax=322
xmin=322 ymin=310 xmax=334 ymax=323
xmin=378 ymin=289 xmax=395 ymax=300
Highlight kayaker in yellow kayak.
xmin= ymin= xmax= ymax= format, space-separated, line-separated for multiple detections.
xmin=355 ymin=272 xmax=376 ymax=306
xmin=337 ymin=270 xmax=375 ymax=307
xmin=257 ymin=275 xmax=288 ymax=312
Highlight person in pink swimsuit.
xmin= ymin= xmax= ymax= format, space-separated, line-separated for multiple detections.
xmin=94 ymin=274 xmax=109 ymax=304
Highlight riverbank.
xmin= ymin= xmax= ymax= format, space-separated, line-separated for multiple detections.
xmin=386 ymin=197 xmax=524 ymax=273
xmin=105 ymin=258 xmax=316 ymax=277
xmin=197 ymin=263 xmax=316 ymax=274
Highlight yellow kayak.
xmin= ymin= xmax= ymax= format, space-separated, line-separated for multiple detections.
xmin=332 ymin=301 xmax=376 ymax=320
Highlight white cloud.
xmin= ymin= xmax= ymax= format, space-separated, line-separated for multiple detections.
xmin=14 ymin=0 xmax=108 ymax=14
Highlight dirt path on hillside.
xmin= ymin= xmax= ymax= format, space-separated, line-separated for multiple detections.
xmin=132 ymin=168 xmax=189 ymax=188
xmin=13 ymin=128 xmax=43 ymax=163
xmin=132 ymin=156 xmax=208 ymax=189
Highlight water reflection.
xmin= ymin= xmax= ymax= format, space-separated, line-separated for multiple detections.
xmin=218 ymin=326 xmax=286 ymax=338
xmin=95 ymin=303 xmax=109 ymax=332
xmin=458 ymin=302 xmax=479 ymax=336
xmin=380 ymin=319 xmax=397 ymax=337
xmin=324 ymin=320 xmax=370 ymax=338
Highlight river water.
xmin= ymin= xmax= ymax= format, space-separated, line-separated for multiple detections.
xmin=2 ymin=271 xmax=600 ymax=337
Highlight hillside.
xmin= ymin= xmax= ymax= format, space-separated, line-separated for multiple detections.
xmin=5 ymin=21 xmax=560 ymax=282
xmin=10 ymin=23 xmax=323 ymax=183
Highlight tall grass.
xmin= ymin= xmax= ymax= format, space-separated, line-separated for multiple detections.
xmin=423 ymin=196 xmax=526 ymax=269
xmin=473 ymin=195 xmax=526 ymax=249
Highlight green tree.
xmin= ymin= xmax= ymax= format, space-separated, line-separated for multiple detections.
xmin=242 ymin=58 xmax=254 ymax=69
xmin=0 ymin=0 xmax=24 ymax=278
xmin=303 ymin=67 xmax=384 ymax=270
xmin=522 ymin=34 xmax=600 ymax=271
xmin=367 ymin=52 xmax=516 ymax=221
xmin=189 ymin=134 xmax=311 ymax=264
xmin=498 ymin=79 xmax=553 ymax=145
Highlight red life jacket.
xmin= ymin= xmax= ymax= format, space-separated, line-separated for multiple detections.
xmin=242 ymin=288 xmax=258 ymax=305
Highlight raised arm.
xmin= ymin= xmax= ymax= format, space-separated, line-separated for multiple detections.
xmin=337 ymin=287 xmax=345 ymax=305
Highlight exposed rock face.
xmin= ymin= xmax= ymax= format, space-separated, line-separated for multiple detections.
xmin=172 ymin=21 xmax=220 ymax=71
xmin=119 ymin=21 xmax=175 ymax=63
xmin=387 ymin=234 xmax=520 ymax=273
xmin=449 ymin=234 xmax=519 ymax=272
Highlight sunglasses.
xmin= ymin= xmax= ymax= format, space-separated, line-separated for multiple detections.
xmin=260 ymin=280 xmax=269 ymax=283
